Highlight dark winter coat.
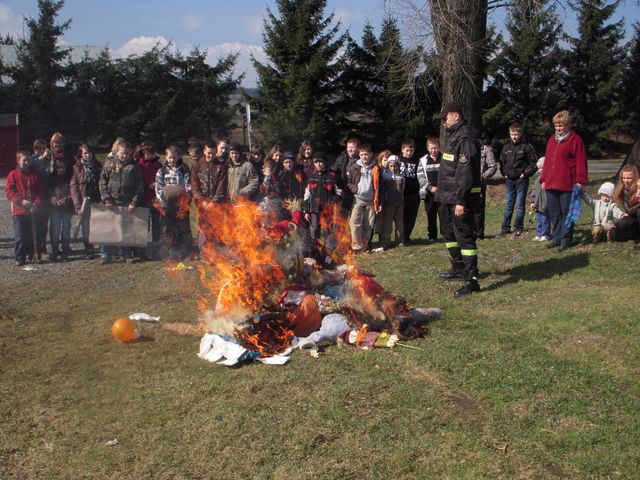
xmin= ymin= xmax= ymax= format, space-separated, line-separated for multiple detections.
xmin=499 ymin=140 xmax=537 ymax=179
xmin=438 ymin=121 xmax=482 ymax=206
xmin=70 ymin=159 xmax=102 ymax=211
xmin=278 ymin=169 xmax=306 ymax=200
xmin=191 ymin=159 xmax=229 ymax=203
xmin=48 ymin=171 xmax=74 ymax=213
xmin=304 ymin=168 xmax=339 ymax=213
xmin=99 ymin=156 xmax=145 ymax=207
xmin=333 ymin=151 xmax=358 ymax=197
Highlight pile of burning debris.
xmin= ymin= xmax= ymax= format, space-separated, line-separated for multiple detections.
xmin=180 ymin=199 xmax=442 ymax=366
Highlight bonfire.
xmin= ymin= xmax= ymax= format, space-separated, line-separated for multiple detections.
xmin=174 ymin=198 xmax=442 ymax=365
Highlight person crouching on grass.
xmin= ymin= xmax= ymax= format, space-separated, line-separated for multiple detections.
xmin=347 ymin=144 xmax=382 ymax=253
xmin=581 ymin=181 xmax=626 ymax=243
xmin=6 ymin=150 xmax=45 ymax=266
xmin=155 ymin=145 xmax=193 ymax=261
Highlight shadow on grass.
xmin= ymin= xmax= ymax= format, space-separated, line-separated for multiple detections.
xmin=483 ymin=252 xmax=590 ymax=292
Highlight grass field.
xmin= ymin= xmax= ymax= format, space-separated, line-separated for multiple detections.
xmin=1 ymin=176 xmax=639 ymax=479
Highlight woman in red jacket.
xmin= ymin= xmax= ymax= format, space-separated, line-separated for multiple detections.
xmin=540 ymin=110 xmax=589 ymax=251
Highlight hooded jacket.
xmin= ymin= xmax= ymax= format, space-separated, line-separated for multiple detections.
xmin=347 ymin=159 xmax=382 ymax=210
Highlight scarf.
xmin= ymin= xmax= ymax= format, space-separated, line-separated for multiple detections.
xmin=555 ymin=129 xmax=571 ymax=144
xmin=81 ymin=159 xmax=96 ymax=185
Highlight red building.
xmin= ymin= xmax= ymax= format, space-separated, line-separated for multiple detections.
xmin=0 ymin=114 xmax=19 ymax=175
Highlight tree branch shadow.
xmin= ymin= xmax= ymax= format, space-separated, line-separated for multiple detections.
xmin=482 ymin=252 xmax=590 ymax=292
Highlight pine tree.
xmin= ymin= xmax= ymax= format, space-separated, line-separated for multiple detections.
xmin=483 ymin=0 xmax=564 ymax=147
xmin=334 ymin=23 xmax=384 ymax=146
xmin=252 ymin=0 xmax=347 ymax=150
xmin=336 ymin=17 xmax=436 ymax=151
xmin=568 ymin=0 xmax=625 ymax=156
xmin=9 ymin=0 xmax=71 ymax=140
xmin=622 ymin=22 xmax=640 ymax=136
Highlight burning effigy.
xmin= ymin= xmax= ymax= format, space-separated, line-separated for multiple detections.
xmin=184 ymin=198 xmax=442 ymax=366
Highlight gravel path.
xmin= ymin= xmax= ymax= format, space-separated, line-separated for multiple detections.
xmin=1 ymin=176 xmax=112 ymax=283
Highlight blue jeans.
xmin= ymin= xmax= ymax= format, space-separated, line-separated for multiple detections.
xmin=101 ymin=245 xmax=132 ymax=260
xmin=536 ymin=211 xmax=550 ymax=237
xmin=546 ymin=189 xmax=573 ymax=248
xmin=501 ymin=177 xmax=529 ymax=233
xmin=50 ymin=210 xmax=72 ymax=258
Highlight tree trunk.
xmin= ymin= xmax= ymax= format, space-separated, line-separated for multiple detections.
xmin=431 ymin=0 xmax=487 ymax=130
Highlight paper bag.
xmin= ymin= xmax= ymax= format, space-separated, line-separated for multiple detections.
xmin=89 ymin=204 xmax=149 ymax=247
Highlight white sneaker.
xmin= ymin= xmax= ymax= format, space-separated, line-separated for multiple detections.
xmin=533 ymin=236 xmax=541 ymax=241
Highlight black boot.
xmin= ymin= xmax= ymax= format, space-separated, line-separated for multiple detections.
xmin=439 ymin=269 xmax=465 ymax=280
xmin=454 ymin=277 xmax=481 ymax=297
xmin=440 ymin=251 xmax=465 ymax=281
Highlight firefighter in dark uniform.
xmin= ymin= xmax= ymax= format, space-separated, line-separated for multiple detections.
xmin=433 ymin=103 xmax=482 ymax=296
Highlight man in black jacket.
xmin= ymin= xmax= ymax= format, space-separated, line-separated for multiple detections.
xmin=433 ymin=103 xmax=482 ymax=297
xmin=333 ymin=136 xmax=360 ymax=218
xmin=498 ymin=123 xmax=537 ymax=237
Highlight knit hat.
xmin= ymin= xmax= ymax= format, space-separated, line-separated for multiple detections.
xmin=229 ymin=142 xmax=241 ymax=152
xmin=597 ymin=182 xmax=615 ymax=197
xmin=282 ymin=151 xmax=295 ymax=161
xmin=536 ymin=157 xmax=545 ymax=168
xmin=387 ymin=155 xmax=399 ymax=165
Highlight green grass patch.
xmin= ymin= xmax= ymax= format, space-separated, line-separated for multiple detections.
xmin=1 ymin=178 xmax=639 ymax=479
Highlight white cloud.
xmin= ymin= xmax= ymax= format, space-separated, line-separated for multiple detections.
xmin=111 ymin=35 xmax=174 ymax=58
xmin=0 ymin=3 xmax=24 ymax=38
xmin=109 ymin=37 xmax=265 ymax=88
xmin=181 ymin=14 xmax=203 ymax=30
xmin=206 ymin=42 xmax=266 ymax=88
xmin=243 ymin=15 xmax=263 ymax=36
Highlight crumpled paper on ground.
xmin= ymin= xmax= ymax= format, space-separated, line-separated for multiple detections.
xmin=198 ymin=333 xmax=292 ymax=366
xmin=129 ymin=313 xmax=160 ymax=322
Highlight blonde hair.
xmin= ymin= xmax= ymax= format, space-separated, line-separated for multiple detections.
xmin=552 ymin=110 xmax=572 ymax=128
xmin=111 ymin=137 xmax=127 ymax=154
xmin=50 ymin=132 xmax=65 ymax=148
xmin=614 ymin=165 xmax=639 ymax=206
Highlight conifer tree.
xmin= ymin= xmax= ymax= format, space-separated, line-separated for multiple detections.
xmin=251 ymin=0 xmax=346 ymax=150
xmin=336 ymin=17 xmax=435 ymax=151
xmin=568 ymin=0 xmax=625 ymax=156
xmin=483 ymin=0 xmax=564 ymax=146
xmin=9 ymin=0 xmax=71 ymax=139
xmin=622 ymin=22 xmax=640 ymax=136
xmin=334 ymin=23 xmax=384 ymax=146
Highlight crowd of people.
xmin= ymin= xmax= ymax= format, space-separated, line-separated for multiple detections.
xmin=5 ymin=107 xmax=640 ymax=295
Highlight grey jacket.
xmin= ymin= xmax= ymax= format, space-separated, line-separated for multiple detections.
xmin=227 ymin=159 xmax=259 ymax=200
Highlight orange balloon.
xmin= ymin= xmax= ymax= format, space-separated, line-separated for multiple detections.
xmin=111 ymin=318 xmax=137 ymax=342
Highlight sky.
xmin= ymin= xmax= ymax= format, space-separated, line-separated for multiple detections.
xmin=1 ymin=0 xmax=639 ymax=87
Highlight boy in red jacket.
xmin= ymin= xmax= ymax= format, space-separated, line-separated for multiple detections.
xmin=5 ymin=151 xmax=45 ymax=265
